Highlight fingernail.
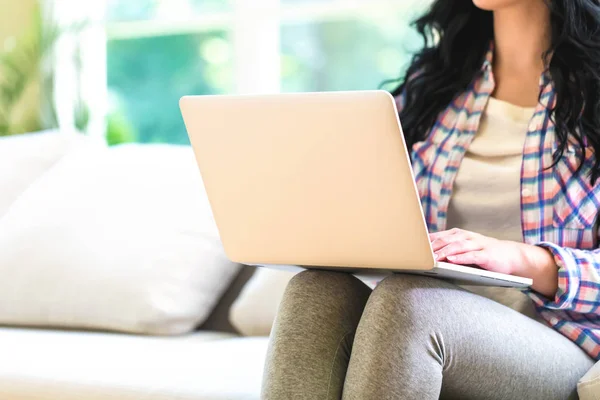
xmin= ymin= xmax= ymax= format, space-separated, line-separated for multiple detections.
xmin=434 ymin=253 xmax=439 ymax=260
xmin=447 ymin=256 xmax=455 ymax=261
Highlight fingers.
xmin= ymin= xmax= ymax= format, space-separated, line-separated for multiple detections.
xmin=430 ymin=228 xmax=478 ymax=252
xmin=428 ymin=227 xmax=462 ymax=242
xmin=431 ymin=235 xmax=469 ymax=252
xmin=429 ymin=228 xmax=478 ymax=244
xmin=435 ymin=239 xmax=483 ymax=261
xmin=446 ymin=251 xmax=489 ymax=269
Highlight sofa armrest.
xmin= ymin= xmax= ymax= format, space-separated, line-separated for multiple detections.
xmin=579 ymin=361 xmax=600 ymax=400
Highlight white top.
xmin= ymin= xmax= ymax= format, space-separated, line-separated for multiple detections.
xmin=447 ymin=97 xmax=539 ymax=319
xmin=446 ymin=97 xmax=536 ymax=242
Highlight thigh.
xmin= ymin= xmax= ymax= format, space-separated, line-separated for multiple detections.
xmin=262 ymin=270 xmax=372 ymax=400
xmin=437 ymin=286 xmax=593 ymax=400
xmin=344 ymin=275 xmax=593 ymax=400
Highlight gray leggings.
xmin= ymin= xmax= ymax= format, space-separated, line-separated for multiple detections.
xmin=262 ymin=271 xmax=594 ymax=400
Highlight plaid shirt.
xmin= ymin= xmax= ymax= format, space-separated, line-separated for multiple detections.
xmin=397 ymin=48 xmax=600 ymax=360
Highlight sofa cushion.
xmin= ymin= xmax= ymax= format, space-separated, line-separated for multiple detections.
xmin=230 ymin=268 xmax=298 ymax=337
xmin=0 ymin=327 xmax=267 ymax=400
xmin=579 ymin=361 xmax=600 ymax=400
xmin=201 ymin=266 xmax=257 ymax=334
xmin=0 ymin=130 xmax=87 ymax=218
xmin=0 ymin=143 xmax=240 ymax=335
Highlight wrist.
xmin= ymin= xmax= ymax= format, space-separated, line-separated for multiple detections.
xmin=523 ymin=244 xmax=558 ymax=298
xmin=527 ymin=244 xmax=556 ymax=271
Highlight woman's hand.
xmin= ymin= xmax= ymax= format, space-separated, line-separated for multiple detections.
xmin=430 ymin=228 xmax=559 ymax=298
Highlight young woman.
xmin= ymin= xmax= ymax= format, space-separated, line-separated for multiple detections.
xmin=262 ymin=0 xmax=600 ymax=399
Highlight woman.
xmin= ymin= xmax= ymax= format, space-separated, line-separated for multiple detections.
xmin=262 ymin=0 xmax=600 ymax=399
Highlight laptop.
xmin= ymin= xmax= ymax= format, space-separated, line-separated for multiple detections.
xmin=180 ymin=91 xmax=532 ymax=288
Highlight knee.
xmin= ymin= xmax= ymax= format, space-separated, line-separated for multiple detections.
xmin=282 ymin=269 xmax=371 ymax=316
xmin=287 ymin=269 xmax=349 ymax=288
xmin=375 ymin=273 xmax=453 ymax=293
xmin=367 ymin=274 xmax=457 ymax=316
xmin=286 ymin=269 xmax=368 ymax=299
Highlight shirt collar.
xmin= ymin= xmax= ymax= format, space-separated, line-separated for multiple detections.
xmin=480 ymin=41 xmax=494 ymax=73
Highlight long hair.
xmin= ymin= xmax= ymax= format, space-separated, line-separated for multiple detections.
xmin=393 ymin=0 xmax=600 ymax=184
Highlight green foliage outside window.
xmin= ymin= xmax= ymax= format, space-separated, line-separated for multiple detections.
xmin=108 ymin=32 xmax=232 ymax=145
xmin=107 ymin=3 xmax=426 ymax=145
xmin=0 ymin=2 xmax=89 ymax=136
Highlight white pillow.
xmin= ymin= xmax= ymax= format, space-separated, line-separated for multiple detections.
xmin=230 ymin=268 xmax=298 ymax=337
xmin=0 ymin=143 xmax=241 ymax=335
xmin=579 ymin=361 xmax=600 ymax=400
xmin=0 ymin=130 xmax=86 ymax=218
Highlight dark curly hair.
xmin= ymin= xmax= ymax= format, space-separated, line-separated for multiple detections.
xmin=392 ymin=0 xmax=600 ymax=183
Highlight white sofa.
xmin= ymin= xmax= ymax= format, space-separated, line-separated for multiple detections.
xmin=0 ymin=131 xmax=271 ymax=400
xmin=0 ymin=328 xmax=267 ymax=400
xmin=0 ymin=131 xmax=598 ymax=400
xmin=0 ymin=209 xmax=268 ymax=399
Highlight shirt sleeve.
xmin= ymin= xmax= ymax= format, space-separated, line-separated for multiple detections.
xmin=524 ymin=242 xmax=600 ymax=314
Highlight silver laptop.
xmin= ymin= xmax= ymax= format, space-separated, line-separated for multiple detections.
xmin=180 ymin=91 xmax=532 ymax=288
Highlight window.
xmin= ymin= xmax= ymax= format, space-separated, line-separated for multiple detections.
xmin=106 ymin=0 xmax=428 ymax=144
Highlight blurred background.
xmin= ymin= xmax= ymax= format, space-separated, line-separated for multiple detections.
xmin=0 ymin=0 xmax=428 ymax=145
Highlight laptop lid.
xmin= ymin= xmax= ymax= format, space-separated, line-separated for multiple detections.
xmin=180 ymin=90 xmax=435 ymax=271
